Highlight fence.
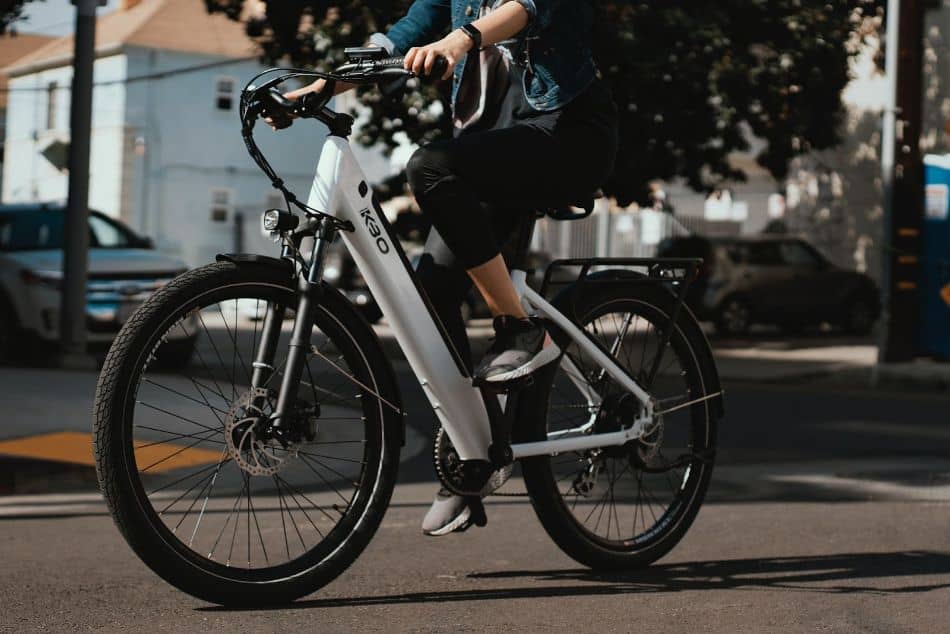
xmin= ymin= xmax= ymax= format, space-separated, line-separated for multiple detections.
xmin=532 ymin=204 xmax=743 ymax=260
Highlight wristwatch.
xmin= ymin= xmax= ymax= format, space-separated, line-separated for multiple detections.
xmin=459 ymin=23 xmax=482 ymax=51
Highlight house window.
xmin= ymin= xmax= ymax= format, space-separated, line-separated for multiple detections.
xmin=215 ymin=77 xmax=235 ymax=111
xmin=211 ymin=188 xmax=232 ymax=222
xmin=46 ymin=81 xmax=57 ymax=129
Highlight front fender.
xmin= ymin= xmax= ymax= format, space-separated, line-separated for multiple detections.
xmin=215 ymin=252 xmax=407 ymax=444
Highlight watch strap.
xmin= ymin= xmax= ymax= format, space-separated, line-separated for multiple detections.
xmin=460 ymin=23 xmax=482 ymax=51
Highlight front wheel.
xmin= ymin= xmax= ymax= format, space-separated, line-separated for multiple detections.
xmin=521 ymin=284 xmax=717 ymax=570
xmin=93 ymin=261 xmax=401 ymax=606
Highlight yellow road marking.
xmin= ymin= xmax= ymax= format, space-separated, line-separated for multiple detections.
xmin=0 ymin=431 xmax=221 ymax=474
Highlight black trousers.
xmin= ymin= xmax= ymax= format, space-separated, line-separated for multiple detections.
xmin=407 ymin=81 xmax=618 ymax=370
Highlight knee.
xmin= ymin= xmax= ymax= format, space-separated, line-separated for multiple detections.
xmin=406 ymin=143 xmax=455 ymax=202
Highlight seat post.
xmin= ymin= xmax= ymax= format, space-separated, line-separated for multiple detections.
xmin=505 ymin=212 xmax=539 ymax=272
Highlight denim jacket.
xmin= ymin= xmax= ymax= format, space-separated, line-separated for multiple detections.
xmin=370 ymin=0 xmax=597 ymax=113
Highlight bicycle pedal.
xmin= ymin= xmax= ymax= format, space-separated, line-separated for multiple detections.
xmin=465 ymin=496 xmax=488 ymax=527
xmin=473 ymin=372 xmax=534 ymax=394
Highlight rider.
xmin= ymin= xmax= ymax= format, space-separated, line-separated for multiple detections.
xmin=284 ymin=0 xmax=618 ymax=535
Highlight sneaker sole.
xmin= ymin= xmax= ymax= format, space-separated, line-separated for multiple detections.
xmin=481 ymin=343 xmax=561 ymax=385
xmin=422 ymin=505 xmax=472 ymax=537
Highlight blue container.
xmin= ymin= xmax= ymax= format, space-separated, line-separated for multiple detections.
xmin=921 ymin=154 xmax=950 ymax=359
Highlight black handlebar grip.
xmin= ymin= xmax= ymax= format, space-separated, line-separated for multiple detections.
xmin=427 ymin=56 xmax=449 ymax=80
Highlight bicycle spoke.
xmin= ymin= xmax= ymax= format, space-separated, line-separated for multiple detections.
xmin=126 ymin=286 xmax=379 ymax=575
xmin=298 ymin=453 xmax=352 ymax=507
xmin=139 ymin=428 xmax=221 ymax=473
xmin=134 ymin=426 xmax=227 ymax=450
xmin=136 ymin=401 xmax=220 ymax=435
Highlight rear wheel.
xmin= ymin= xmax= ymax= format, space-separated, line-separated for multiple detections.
xmin=94 ymin=262 xmax=401 ymax=606
xmin=522 ymin=284 xmax=717 ymax=570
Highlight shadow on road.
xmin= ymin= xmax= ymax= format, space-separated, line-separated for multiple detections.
xmin=198 ymin=550 xmax=950 ymax=611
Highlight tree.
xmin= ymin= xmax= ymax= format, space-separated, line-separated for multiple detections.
xmin=0 ymin=1 xmax=35 ymax=35
xmin=1 ymin=1 xmax=884 ymax=204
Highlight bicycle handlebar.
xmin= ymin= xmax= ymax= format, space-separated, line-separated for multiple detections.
xmin=243 ymin=55 xmax=448 ymax=130
xmin=238 ymin=53 xmax=449 ymax=226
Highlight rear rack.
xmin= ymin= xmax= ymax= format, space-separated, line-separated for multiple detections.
xmin=539 ymin=256 xmax=703 ymax=299
xmin=538 ymin=256 xmax=704 ymax=391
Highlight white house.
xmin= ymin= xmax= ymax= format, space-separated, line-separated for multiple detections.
xmin=1 ymin=0 xmax=373 ymax=267
xmin=0 ymin=33 xmax=55 ymax=193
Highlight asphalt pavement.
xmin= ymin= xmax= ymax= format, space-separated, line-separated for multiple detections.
xmin=1 ymin=331 xmax=949 ymax=631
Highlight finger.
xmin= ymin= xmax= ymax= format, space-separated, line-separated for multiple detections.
xmin=404 ymin=48 xmax=417 ymax=70
xmin=284 ymin=79 xmax=322 ymax=101
xmin=442 ymin=56 xmax=454 ymax=81
xmin=423 ymin=49 xmax=435 ymax=76
xmin=411 ymin=48 xmax=428 ymax=76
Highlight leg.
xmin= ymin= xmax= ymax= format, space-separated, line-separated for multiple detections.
xmin=415 ymin=227 xmax=475 ymax=371
xmin=406 ymin=125 xmax=606 ymax=316
xmin=467 ymin=256 xmax=527 ymax=319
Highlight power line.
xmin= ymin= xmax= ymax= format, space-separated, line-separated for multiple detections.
xmin=1 ymin=54 xmax=260 ymax=93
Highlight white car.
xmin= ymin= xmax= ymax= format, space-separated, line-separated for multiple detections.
xmin=0 ymin=203 xmax=194 ymax=365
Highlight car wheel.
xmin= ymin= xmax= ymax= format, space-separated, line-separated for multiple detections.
xmin=715 ymin=297 xmax=752 ymax=337
xmin=843 ymin=297 xmax=875 ymax=335
xmin=0 ymin=309 xmax=14 ymax=363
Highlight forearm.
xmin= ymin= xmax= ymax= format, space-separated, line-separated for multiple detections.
xmin=469 ymin=1 xmax=530 ymax=47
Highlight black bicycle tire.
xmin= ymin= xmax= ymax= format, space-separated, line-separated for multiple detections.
xmin=93 ymin=261 xmax=402 ymax=606
xmin=521 ymin=283 xmax=717 ymax=570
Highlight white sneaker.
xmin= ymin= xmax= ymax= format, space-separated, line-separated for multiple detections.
xmin=421 ymin=488 xmax=473 ymax=536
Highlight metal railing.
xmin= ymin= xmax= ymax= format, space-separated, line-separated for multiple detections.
xmin=532 ymin=205 xmax=743 ymax=260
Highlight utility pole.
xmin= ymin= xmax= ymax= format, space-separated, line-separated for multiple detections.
xmin=60 ymin=0 xmax=105 ymax=368
xmin=879 ymin=0 xmax=926 ymax=363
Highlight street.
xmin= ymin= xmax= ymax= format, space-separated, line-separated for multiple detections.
xmin=1 ymin=349 xmax=949 ymax=631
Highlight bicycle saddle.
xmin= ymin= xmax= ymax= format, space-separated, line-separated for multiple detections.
xmin=546 ymin=189 xmax=604 ymax=221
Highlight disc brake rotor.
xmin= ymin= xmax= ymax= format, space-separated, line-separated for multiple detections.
xmin=225 ymin=387 xmax=297 ymax=476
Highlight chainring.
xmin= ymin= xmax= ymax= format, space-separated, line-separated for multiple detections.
xmin=433 ymin=425 xmax=513 ymax=497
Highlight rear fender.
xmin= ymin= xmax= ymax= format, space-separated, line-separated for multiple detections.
xmin=552 ymin=268 xmax=725 ymax=419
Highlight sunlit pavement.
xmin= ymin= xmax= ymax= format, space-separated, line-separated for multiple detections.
xmin=1 ymin=336 xmax=949 ymax=629
xmin=2 ymin=495 xmax=948 ymax=631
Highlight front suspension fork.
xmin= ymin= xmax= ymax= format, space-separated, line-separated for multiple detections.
xmin=251 ymin=220 xmax=336 ymax=432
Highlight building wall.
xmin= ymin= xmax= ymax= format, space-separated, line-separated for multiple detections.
xmin=121 ymin=47 xmax=336 ymax=266
xmin=2 ymin=54 xmax=127 ymax=215
xmin=1 ymin=47 xmax=369 ymax=268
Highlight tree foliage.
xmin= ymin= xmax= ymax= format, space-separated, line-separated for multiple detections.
xmin=0 ymin=1 xmax=35 ymax=35
xmin=1 ymin=1 xmax=883 ymax=204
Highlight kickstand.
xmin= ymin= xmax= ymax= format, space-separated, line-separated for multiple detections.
xmin=466 ymin=496 xmax=488 ymax=527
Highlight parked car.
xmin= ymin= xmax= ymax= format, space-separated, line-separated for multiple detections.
xmin=657 ymin=234 xmax=881 ymax=336
xmin=0 ymin=203 xmax=193 ymax=365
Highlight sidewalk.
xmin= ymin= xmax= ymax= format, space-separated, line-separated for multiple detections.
xmin=374 ymin=319 xmax=950 ymax=391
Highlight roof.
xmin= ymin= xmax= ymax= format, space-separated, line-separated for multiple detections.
xmin=6 ymin=0 xmax=256 ymax=77
xmin=0 ymin=33 xmax=56 ymax=106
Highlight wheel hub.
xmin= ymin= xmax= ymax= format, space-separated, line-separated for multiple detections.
xmin=225 ymin=388 xmax=299 ymax=476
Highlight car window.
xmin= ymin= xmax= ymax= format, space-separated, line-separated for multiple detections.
xmin=744 ymin=242 xmax=783 ymax=266
xmin=780 ymin=242 xmax=820 ymax=267
xmin=89 ymin=214 xmax=135 ymax=248
xmin=0 ymin=209 xmax=141 ymax=251
xmin=0 ymin=211 xmax=65 ymax=251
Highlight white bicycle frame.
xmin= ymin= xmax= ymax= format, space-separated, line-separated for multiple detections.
xmin=307 ymin=136 xmax=658 ymax=462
